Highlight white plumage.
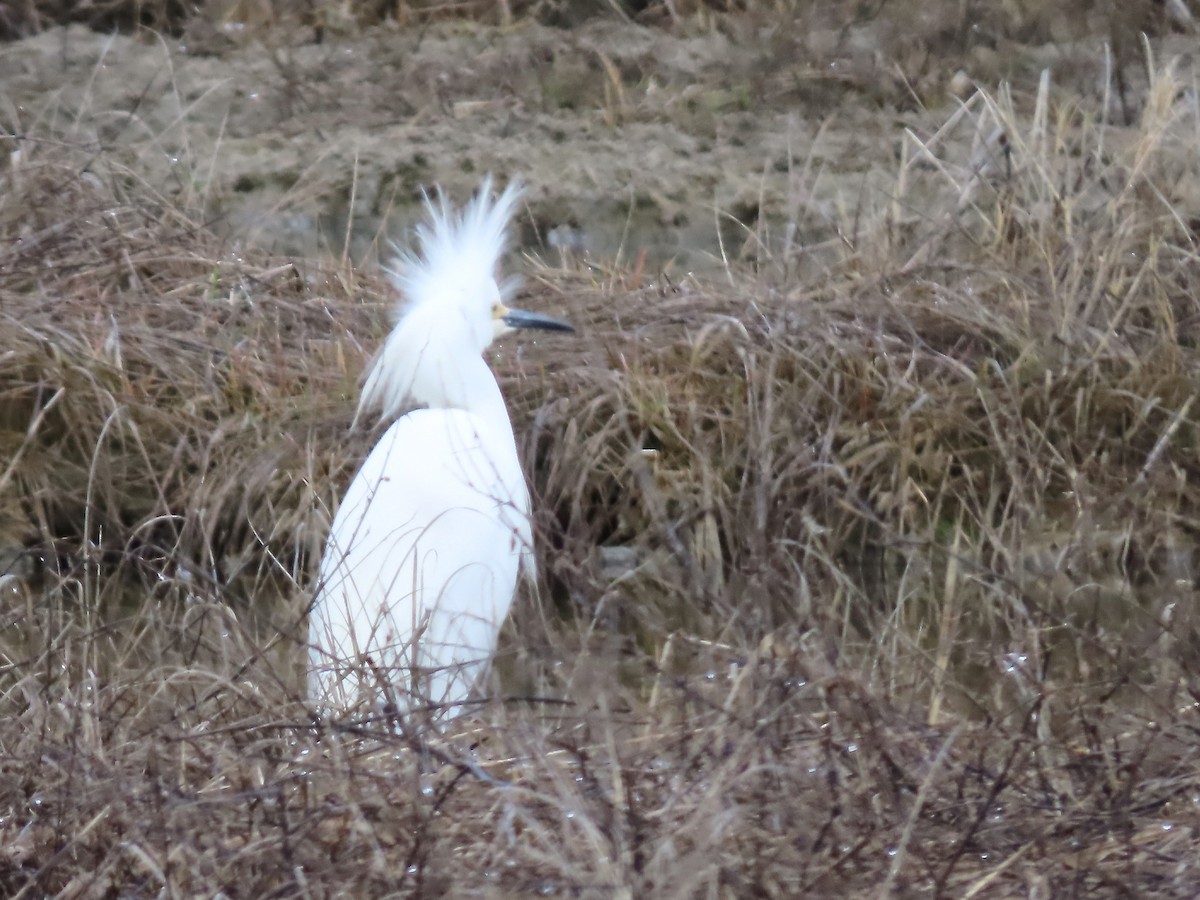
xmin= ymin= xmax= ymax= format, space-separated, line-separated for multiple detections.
xmin=308 ymin=179 xmax=571 ymax=718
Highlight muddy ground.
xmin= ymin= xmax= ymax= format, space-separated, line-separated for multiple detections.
xmin=3 ymin=11 xmax=1189 ymax=270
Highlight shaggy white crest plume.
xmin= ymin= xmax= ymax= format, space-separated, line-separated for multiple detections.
xmin=356 ymin=177 xmax=523 ymax=426
xmin=309 ymin=178 xmax=573 ymax=719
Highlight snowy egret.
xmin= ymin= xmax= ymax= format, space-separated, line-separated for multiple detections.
xmin=308 ymin=179 xmax=572 ymax=718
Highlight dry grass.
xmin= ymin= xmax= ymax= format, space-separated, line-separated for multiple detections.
xmin=4 ymin=36 xmax=1200 ymax=899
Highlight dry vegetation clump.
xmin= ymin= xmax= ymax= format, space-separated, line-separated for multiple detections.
xmin=0 ymin=139 xmax=384 ymax=692
xmin=6 ymin=53 xmax=1200 ymax=897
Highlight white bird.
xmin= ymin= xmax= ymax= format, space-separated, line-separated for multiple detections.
xmin=308 ymin=179 xmax=572 ymax=719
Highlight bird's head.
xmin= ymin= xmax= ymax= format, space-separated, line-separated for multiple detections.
xmin=356 ymin=179 xmax=573 ymax=425
xmin=400 ymin=179 xmax=516 ymax=350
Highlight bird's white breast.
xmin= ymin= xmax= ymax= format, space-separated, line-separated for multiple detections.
xmin=309 ymin=407 xmax=531 ymax=715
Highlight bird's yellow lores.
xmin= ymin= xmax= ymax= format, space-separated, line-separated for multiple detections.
xmin=308 ymin=180 xmax=572 ymax=717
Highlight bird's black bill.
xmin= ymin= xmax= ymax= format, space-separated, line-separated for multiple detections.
xmin=502 ymin=308 xmax=574 ymax=333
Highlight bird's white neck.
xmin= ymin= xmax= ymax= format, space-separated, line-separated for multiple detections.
xmin=358 ymin=310 xmax=516 ymax=448
xmin=438 ymin=354 xmax=519 ymax=450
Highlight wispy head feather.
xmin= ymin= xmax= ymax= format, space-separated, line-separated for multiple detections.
xmin=392 ymin=177 xmax=522 ymax=315
xmin=356 ymin=178 xmax=523 ymax=426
